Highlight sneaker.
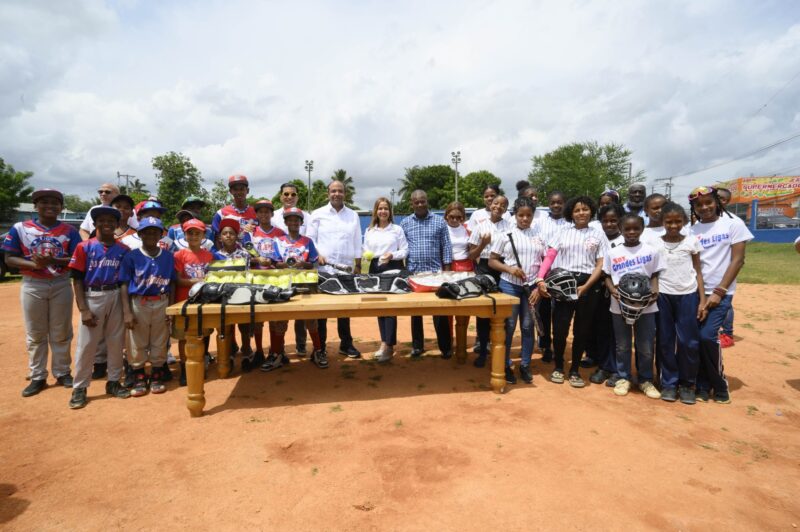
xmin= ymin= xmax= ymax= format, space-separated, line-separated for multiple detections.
xmin=441 ymin=350 xmax=453 ymax=360
xmin=472 ymin=340 xmax=480 ymax=353
xmin=161 ymin=362 xmax=173 ymax=382
xmin=91 ymin=362 xmax=107 ymax=380
xmin=166 ymin=352 xmax=177 ymax=364
xmin=260 ymin=352 xmax=286 ymax=372
xmin=56 ymin=374 xmax=74 ymax=388
xmin=473 ymin=354 xmax=487 ymax=368
xmin=69 ymin=387 xmax=88 ymax=409
xmin=149 ymin=370 xmax=166 ymax=394
xmin=22 ymin=379 xmax=47 ymax=397
xmin=373 ymin=346 xmax=386 ymax=360
xmin=296 ymin=345 xmax=307 ymax=357
xmin=568 ymin=373 xmax=586 ymax=388
xmin=713 ymin=390 xmax=731 ymax=404
xmin=241 ymin=356 xmax=253 ymax=373
xmin=504 ymin=367 xmax=517 ymax=384
xmin=614 ymin=378 xmax=630 ymax=396
xmin=311 ymin=349 xmax=329 ymax=369
xmin=550 ymin=370 xmax=565 ymax=384
xmin=339 ymin=345 xmax=361 ymax=359
xmin=589 ymin=369 xmax=610 ymax=384
xmin=124 ymin=363 xmax=135 ymax=388
xmin=375 ymin=347 xmax=394 ymax=363
xmin=639 ymin=381 xmax=661 ymax=399
xmin=519 ymin=365 xmax=533 ymax=384
xmin=541 ymin=348 xmax=553 ymax=363
xmin=605 ymin=374 xmax=620 ymax=387
xmin=696 ymin=389 xmax=710 ymax=402
xmin=678 ymin=386 xmax=696 ymax=405
xmin=131 ymin=371 xmax=148 ymax=397
xmin=579 ymin=357 xmax=597 ymax=369
xmin=719 ymin=333 xmax=734 ymax=348
xmin=105 ymin=380 xmax=131 ymax=399
xmin=410 ymin=348 xmax=425 ymax=358
xmin=661 ymin=387 xmax=678 ymax=402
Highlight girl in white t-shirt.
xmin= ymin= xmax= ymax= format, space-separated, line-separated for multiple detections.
xmin=445 ymin=202 xmax=474 ymax=272
xmin=689 ymin=186 xmax=753 ymax=403
xmin=602 ymin=213 xmax=664 ymax=399
xmin=654 ymin=202 xmax=705 ymax=405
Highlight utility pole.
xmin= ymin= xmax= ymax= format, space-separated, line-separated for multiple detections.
xmin=451 ymin=150 xmax=461 ymax=202
xmin=390 ymin=188 xmax=395 ymax=207
xmin=304 ymin=160 xmax=314 ymax=211
xmin=117 ymin=171 xmax=134 ymax=194
xmin=654 ymin=176 xmax=675 ymax=200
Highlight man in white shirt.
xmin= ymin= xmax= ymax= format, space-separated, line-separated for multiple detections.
xmin=307 ymin=180 xmax=363 ymax=358
xmin=79 ymin=183 xmax=120 ymax=240
xmin=272 ymin=182 xmax=311 ymax=354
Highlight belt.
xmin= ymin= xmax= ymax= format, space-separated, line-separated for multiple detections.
xmin=87 ymin=285 xmax=119 ymax=292
xmin=134 ymin=294 xmax=168 ymax=301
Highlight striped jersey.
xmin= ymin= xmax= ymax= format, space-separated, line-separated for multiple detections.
xmin=467 ymin=208 xmax=512 ymax=232
xmin=211 ymin=204 xmax=258 ymax=239
xmin=490 ymin=226 xmax=548 ymax=286
xmin=552 ymin=225 xmax=608 ymax=274
xmin=68 ymin=238 xmax=129 ymax=287
xmin=243 ymin=226 xmax=285 ymax=269
xmin=537 ymin=215 xmax=570 ymax=247
xmin=275 ymin=235 xmax=318 ymax=264
xmin=2 ymin=220 xmax=81 ymax=279
xmin=468 ymin=217 xmax=511 ymax=260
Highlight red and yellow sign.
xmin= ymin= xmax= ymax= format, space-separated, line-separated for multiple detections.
xmin=716 ymin=176 xmax=800 ymax=203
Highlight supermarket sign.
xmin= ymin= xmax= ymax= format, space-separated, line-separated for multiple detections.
xmin=716 ymin=176 xmax=800 ymax=203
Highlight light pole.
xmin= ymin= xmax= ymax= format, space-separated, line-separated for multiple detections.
xmin=390 ymin=188 xmax=395 ymax=207
xmin=304 ymin=159 xmax=314 ymax=210
xmin=451 ymin=150 xmax=461 ymax=202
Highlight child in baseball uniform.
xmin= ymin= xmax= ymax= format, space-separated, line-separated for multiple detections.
xmin=4 ymin=189 xmax=81 ymax=397
xmin=120 ymin=217 xmax=176 ymax=396
xmin=68 ymin=207 xmax=131 ymax=409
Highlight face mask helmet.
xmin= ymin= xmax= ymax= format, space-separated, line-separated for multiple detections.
xmin=617 ymin=272 xmax=652 ymax=324
xmin=545 ymin=268 xmax=578 ymax=302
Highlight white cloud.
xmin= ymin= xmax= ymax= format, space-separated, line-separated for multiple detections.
xmin=1 ymin=0 xmax=800 ymax=207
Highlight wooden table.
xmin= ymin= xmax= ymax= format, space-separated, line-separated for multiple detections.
xmin=167 ymin=291 xmax=517 ymax=417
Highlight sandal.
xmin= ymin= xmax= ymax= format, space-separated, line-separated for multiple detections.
xmin=550 ymin=370 xmax=565 ymax=384
xmin=568 ymin=373 xmax=586 ymax=388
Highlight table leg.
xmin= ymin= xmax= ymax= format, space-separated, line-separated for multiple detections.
xmin=185 ymin=329 xmax=206 ymax=418
xmin=217 ymin=326 xmax=233 ymax=378
xmin=489 ymin=316 xmax=506 ymax=394
xmin=455 ymin=316 xmax=469 ymax=364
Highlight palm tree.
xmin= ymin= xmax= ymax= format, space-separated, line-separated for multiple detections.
xmin=330 ymin=169 xmax=357 ymax=207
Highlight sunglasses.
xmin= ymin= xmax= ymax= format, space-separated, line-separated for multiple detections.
xmin=688 ymin=186 xmax=715 ymax=201
xmin=282 ymin=192 xmax=297 ymax=197
xmin=98 ymin=189 xmax=113 ymax=194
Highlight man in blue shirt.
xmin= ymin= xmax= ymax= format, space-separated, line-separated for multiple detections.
xmin=400 ymin=190 xmax=453 ymax=358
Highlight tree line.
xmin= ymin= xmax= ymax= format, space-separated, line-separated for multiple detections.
xmin=0 ymin=140 xmax=645 ymax=221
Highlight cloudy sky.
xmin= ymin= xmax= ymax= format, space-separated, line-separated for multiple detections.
xmin=2 ymin=0 xmax=800 ymax=208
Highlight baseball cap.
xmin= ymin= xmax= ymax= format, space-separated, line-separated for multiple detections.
xmin=136 ymin=200 xmax=166 ymax=215
xmin=111 ymin=194 xmax=135 ymax=208
xmin=254 ymin=199 xmax=275 ymax=212
xmin=283 ymin=207 xmax=304 ymax=220
xmin=181 ymin=196 xmax=206 ymax=208
xmin=182 ymin=219 xmax=207 ymax=233
xmin=228 ymin=174 xmax=249 ymax=187
xmin=218 ymin=216 xmax=241 ymax=234
xmin=90 ymin=206 xmax=122 ymax=222
xmin=32 ymin=189 xmax=64 ymax=205
xmin=137 ymin=216 xmax=164 ymax=232
xmin=175 ymin=209 xmax=194 ymax=222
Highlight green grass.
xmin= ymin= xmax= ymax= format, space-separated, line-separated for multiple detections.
xmin=739 ymin=242 xmax=800 ymax=285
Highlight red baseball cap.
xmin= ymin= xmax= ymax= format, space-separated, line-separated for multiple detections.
xmin=228 ymin=174 xmax=249 ymax=187
xmin=182 ymin=219 xmax=207 ymax=233
xmin=283 ymin=207 xmax=304 ymax=220
xmin=254 ymin=199 xmax=274 ymax=212
xmin=218 ymin=216 xmax=241 ymax=234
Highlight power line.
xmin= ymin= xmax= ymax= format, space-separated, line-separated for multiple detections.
xmin=749 ymin=67 xmax=800 ymax=118
xmin=669 ymin=131 xmax=800 ymax=179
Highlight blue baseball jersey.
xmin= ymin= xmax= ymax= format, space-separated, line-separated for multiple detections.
xmin=2 ymin=220 xmax=81 ymax=279
xmin=119 ymin=248 xmax=176 ymax=296
xmin=68 ymin=238 xmax=129 ymax=287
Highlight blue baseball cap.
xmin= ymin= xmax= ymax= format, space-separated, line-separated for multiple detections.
xmin=137 ymin=216 xmax=164 ymax=232
xmin=137 ymin=200 xmax=166 ymax=214
xmin=90 ymin=205 xmax=121 ymax=222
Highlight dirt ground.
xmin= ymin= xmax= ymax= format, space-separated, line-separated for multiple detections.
xmin=0 ymin=282 xmax=798 ymax=531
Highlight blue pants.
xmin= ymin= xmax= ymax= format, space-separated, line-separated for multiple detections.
xmin=612 ymin=312 xmax=656 ymax=382
xmin=697 ymin=295 xmax=731 ymax=393
xmin=377 ymin=316 xmax=397 ymax=346
xmin=722 ymin=298 xmax=734 ymax=336
xmin=657 ymin=293 xmax=701 ymax=388
xmin=499 ymin=279 xmax=534 ymax=367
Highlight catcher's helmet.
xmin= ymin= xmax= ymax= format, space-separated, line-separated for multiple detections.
xmin=617 ymin=272 xmax=652 ymax=324
xmin=545 ymin=268 xmax=578 ymax=302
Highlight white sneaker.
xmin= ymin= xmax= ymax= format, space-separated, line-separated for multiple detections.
xmin=376 ymin=346 xmax=394 ymax=363
xmin=614 ymin=378 xmax=630 ymax=396
xmin=639 ymin=381 xmax=661 ymax=399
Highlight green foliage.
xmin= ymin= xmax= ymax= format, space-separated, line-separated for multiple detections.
xmin=527 ymin=141 xmax=645 ymax=200
xmin=330 ymin=169 xmax=359 ymax=209
xmin=396 ymin=165 xmax=456 ymax=212
xmin=270 ymin=178 xmax=328 ymax=211
xmin=738 ymin=242 xmax=800 ymax=285
xmin=120 ymin=177 xmax=150 ymax=205
xmin=206 ymin=178 xmax=230 ymax=220
xmin=440 ymin=170 xmax=504 ymax=208
xmin=152 ymin=151 xmax=208 ymax=220
xmin=63 ymin=194 xmax=96 ymax=213
xmin=0 ymin=158 xmax=34 ymax=222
